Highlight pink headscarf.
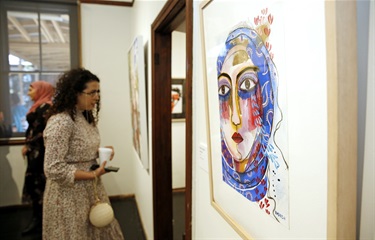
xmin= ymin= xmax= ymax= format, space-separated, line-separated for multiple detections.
xmin=28 ymin=81 xmax=54 ymax=114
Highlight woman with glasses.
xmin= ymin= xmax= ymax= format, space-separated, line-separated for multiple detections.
xmin=42 ymin=68 xmax=124 ymax=239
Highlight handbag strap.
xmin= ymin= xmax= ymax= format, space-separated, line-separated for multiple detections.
xmin=92 ymin=171 xmax=100 ymax=202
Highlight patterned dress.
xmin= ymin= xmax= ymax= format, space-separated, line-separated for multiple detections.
xmin=22 ymin=103 xmax=50 ymax=216
xmin=43 ymin=112 xmax=124 ymax=240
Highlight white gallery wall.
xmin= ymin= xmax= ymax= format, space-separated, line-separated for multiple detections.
xmin=0 ymin=145 xmax=25 ymax=206
xmin=80 ymin=3 xmax=134 ymax=196
xmin=172 ymin=30 xmax=187 ymax=189
xmin=359 ymin=1 xmax=374 ymax=239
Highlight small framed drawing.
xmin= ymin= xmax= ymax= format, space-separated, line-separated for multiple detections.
xmin=171 ymin=78 xmax=186 ymax=120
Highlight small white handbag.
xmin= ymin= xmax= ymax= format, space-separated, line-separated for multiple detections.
xmin=89 ymin=172 xmax=114 ymax=228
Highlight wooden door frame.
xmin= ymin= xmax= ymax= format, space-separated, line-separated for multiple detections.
xmin=151 ymin=0 xmax=193 ymax=239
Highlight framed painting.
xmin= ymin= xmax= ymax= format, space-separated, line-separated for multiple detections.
xmin=200 ymin=0 xmax=357 ymax=239
xmin=128 ymin=35 xmax=149 ymax=170
xmin=171 ymin=78 xmax=186 ymax=120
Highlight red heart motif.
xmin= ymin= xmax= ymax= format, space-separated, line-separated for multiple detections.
xmin=265 ymin=198 xmax=269 ymax=204
xmin=259 ymin=202 xmax=265 ymax=209
xmin=264 ymin=27 xmax=271 ymax=36
xmin=254 ymin=16 xmax=260 ymax=25
xmin=266 ymin=209 xmax=270 ymax=215
xmin=268 ymin=14 xmax=274 ymax=24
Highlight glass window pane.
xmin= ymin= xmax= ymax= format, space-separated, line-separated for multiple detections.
xmin=8 ymin=73 xmax=36 ymax=134
xmin=1 ymin=2 xmax=78 ymax=142
xmin=38 ymin=73 xmax=60 ymax=86
xmin=41 ymin=13 xmax=70 ymax=71
xmin=7 ymin=73 xmax=58 ymax=135
xmin=8 ymin=11 xmax=40 ymax=71
xmin=9 ymin=91 xmax=28 ymax=133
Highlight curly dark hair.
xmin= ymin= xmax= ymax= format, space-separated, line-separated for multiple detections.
xmin=47 ymin=68 xmax=101 ymax=126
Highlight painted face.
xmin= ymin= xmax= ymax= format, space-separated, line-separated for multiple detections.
xmin=76 ymin=81 xmax=100 ymax=111
xmin=218 ymin=43 xmax=262 ymax=173
xmin=27 ymin=85 xmax=37 ymax=101
xmin=171 ymin=89 xmax=180 ymax=112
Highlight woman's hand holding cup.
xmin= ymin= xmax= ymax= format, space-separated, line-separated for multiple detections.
xmin=98 ymin=147 xmax=113 ymax=165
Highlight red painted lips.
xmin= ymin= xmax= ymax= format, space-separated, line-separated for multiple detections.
xmin=232 ymin=132 xmax=243 ymax=143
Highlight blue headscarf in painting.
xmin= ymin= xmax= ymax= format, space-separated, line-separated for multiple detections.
xmin=217 ymin=24 xmax=279 ymax=202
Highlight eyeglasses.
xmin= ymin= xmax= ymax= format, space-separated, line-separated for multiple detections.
xmin=82 ymin=90 xmax=100 ymax=97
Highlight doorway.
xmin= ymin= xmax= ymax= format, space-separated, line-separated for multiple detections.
xmin=151 ymin=0 xmax=193 ymax=239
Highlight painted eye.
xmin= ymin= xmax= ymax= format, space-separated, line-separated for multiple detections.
xmin=238 ymin=72 xmax=258 ymax=100
xmin=218 ymin=85 xmax=230 ymax=96
xmin=239 ymin=78 xmax=256 ymax=92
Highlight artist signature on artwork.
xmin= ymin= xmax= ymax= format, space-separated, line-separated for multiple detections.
xmin=275 ymin=211 xmax=286 ymax=220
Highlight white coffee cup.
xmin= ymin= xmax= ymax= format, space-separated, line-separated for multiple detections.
xmin=98 ymin=147 xmax=112 ymax=165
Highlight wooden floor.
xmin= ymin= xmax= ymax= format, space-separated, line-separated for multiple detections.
xmin=0 ymin=192 xmax=185 ymax=240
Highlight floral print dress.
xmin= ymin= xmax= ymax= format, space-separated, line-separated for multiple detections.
xmin=22 ymin=103 xmax=50 ymax=216
xmin=43 ymin=112 xmax=124 ymax=240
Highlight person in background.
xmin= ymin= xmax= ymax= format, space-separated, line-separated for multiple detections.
xmin=42 ymin=68 xmax=124 ymax=239
xmin=21 ymin=81 xmax=54 ymax=235
xmin=0 ymin=111 xmax=12 ymax=138
xmin=10 ymin=92 xmax=28 ymax=132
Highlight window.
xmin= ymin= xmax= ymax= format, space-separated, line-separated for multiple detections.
xmin=0 ymin=0 xmax=79 ymax=144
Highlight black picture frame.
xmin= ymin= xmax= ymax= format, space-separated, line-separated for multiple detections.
xmin=171 ymin=78 xmax=186 ymax=120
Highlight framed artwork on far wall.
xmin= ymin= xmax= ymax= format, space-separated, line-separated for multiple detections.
xmin=171 ymin=78 xmax=186 ymax=120
xmin=128 ymin=35 xmax=149 ymax=170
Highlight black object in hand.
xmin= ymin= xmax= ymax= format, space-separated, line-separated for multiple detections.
xmin=90 ymin=164 xmax=119 ymax=172
xmin=104 ymin=166 xmax=120 ymax=172
xmin=90 ymin=164 xmax=99 ymax=171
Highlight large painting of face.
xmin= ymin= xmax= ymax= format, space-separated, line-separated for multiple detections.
xmin=218 ymin=40 xmax=263 ymax=173
xmin=217 ymin=25 xmax=279 ymax=203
